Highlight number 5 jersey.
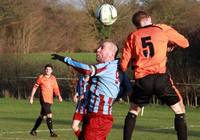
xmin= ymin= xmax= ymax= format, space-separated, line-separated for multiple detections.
xmin=121 ymin=24 xmax=189 ymax=79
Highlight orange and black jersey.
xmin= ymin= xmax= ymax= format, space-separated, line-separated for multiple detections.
xmin=34 ymin=74 xmax=60 ymax=104
xmin=121 ymin=24 xmax=189 ymax=79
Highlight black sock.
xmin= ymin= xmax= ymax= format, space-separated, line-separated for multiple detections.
xmin=32 ymin=116 xmax=43 ymax=131
xmin=123 ymin=112 xmax=137 ymax=140
xmin=46 ymin=118 xmax=54 ymax=134
xmin=174 ymin=113 xmax=187 ymax=140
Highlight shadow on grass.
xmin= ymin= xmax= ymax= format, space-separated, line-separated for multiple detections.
xmin=112 ymin=123 xmax=200 ymax=138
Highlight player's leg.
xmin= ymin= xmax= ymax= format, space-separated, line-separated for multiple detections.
xmin=123 ymin=103 xmax=141 ymax=140
xmin=123 ymin=75 xmax=154 ymax=140
xmin=171 ymin=101 xmax=187 ymax=140
xmin=30 ymin=103 xmax=45 ymax=136
xmin=72 ymin=95 xmax=86 ymax=137
xmin=168 ymin=77 xmax=187 ymax=140
xmin=72 ymin=120 xmax=81 ymax=137
xmin=44 ymin=103 xmax=57 ymax=137
xmin=30 ymin=115 xmax=43 ymax=136
xmin=72 ymin=112 xmax=83 ymax=137
xmin=155 ymin=73 xmax=187 ymax=140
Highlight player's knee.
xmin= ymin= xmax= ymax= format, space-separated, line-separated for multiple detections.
xmin=47 ymin=113 xmax=52 ymax=118
xmin=170 ymin=101 xmax=185 ymax=114
xmin=71 ymin=124 xmax=79 ymax=131
xmin=129 ymin=104 xmax=141 ymax=116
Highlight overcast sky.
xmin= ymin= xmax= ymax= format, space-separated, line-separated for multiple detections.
xmin=59 ymin=0 xmax=83 ymax=8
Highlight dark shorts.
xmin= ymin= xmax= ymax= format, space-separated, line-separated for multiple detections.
xmin=130 ymin=73 xmax=182 ymax=107
xmin=40 ymin=100 xmax=52 ymax=115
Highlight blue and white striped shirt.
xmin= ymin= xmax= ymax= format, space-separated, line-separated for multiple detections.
xmin=64 ymin=57 xmax=120 ymax=115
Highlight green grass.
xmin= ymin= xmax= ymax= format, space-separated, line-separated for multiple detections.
xmin=0 ymin=98 xmax=200 ymax=140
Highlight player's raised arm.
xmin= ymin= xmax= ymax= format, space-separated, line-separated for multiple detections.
xmin=51 ymin=54 xmax=94 ymax=76
xmin=156 ymin=24 xmax=189 ymax=48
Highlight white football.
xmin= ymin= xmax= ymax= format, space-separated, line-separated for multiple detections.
xmin=96 ymin=4 xmax=117 ymax=26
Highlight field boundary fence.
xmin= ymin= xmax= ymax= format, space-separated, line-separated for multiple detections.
xmin=0 ymin=77 xmax=200 ymax=107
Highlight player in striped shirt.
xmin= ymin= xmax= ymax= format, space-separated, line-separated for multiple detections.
xmin=52 ymin=41 xmax=120 ymax=140
xmin=72 ymin=75 xmax=90 ymax=138
xmin=121 ymin=11 xmax=189 ymax=140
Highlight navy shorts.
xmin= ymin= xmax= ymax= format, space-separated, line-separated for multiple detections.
xmin=40 ymin=100 xmax=52 ymax=115
xmin=130 ymin=73 xmax=182 ymax=107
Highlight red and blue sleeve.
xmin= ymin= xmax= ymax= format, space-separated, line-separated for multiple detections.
xmin=64 ymin=57 xmax=107 ymax=76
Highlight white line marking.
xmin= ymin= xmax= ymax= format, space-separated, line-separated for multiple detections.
xmin=1 ymin=125 xmax=200 ymax=136
xmin=0 ymin=128 xmax=72 ymax=135
xmin=148 ymin=125 xmax=200 ymax=131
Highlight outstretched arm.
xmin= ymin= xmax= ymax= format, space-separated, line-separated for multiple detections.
xmin=51 ymin=54 xmax=95 ymax=76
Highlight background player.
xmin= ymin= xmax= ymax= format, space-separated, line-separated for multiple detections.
xmin=120 ymin=11 xmax=189 ymax=140
xmin=72 ymin=75 xmax=90 ymax=138
xmin=29 ymin=64 xmax=63 ymax=137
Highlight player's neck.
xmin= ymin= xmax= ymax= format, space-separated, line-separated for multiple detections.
xmin=140 ymin=17 xmax=152 ymax=27
xmin=44 ymin=74 xmax=51 ymax=78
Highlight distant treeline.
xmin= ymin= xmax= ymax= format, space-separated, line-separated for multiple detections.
xmin=0 ymin=0 xmax=200 ymax=106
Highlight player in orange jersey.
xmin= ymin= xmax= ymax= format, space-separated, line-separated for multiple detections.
xmin=121 ymin=11 xmax=189 ymax=140
xmin=29 ymin=64 xmax=62 ymax=137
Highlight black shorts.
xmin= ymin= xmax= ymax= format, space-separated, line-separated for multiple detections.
xmin=40 ymin=100 xmax=52 ymax=115
xmin=130 ymin=73 xmax=182 ymax=107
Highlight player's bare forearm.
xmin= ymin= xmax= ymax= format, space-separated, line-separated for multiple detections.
xmin=30 ymin=87 xmax=37 ymax=104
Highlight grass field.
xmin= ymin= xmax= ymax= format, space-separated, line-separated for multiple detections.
xmin=0 ymin=98 xmax=199 ymax=140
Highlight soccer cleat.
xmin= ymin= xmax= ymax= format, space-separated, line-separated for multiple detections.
xmin=30 ymin=130 xmax=37 ymax=136
xmin=50 ymin=132 xmax=58 ymax=137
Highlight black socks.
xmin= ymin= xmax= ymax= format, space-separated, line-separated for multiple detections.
xmin=32 ymin=116 xmax=43 ymax=131
xmin=123 ymin=112 xmax=137 ymax=140
xmin=46 ymin=117 xmax=54 ymax=134
xmin=174 ymin=113 xmax=187 ymax=140
xmin=123 ymin=112 xmax=187 ymax=140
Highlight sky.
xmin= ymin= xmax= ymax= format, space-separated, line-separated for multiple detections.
xmin=59 ymin=0 xmax=83 ymax=9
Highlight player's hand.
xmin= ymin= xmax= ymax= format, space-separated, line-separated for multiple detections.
xmin=51 ymin=54 xmax=65 ymax=61
xmin=30 ymin=97 xmax=34 ymax=104
xmin=58 ymin=95 xmax=63 ymax=102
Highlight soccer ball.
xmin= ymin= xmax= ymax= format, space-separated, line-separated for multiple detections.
xmin=95 ymin=4 xmax=117 ymax=26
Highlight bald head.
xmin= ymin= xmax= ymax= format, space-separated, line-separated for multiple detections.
xmin=104 ymin=41 xmax=118 ymax=55
xmin=96 ymin=41 xmax=118 ymax=63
